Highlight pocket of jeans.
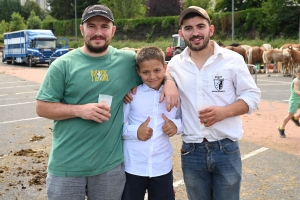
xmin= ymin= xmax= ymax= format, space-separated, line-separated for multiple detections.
xmin=180 ymin=142 xmax=194 ymax=156
xmin=222 ymin=141 xmax=240 ymax=154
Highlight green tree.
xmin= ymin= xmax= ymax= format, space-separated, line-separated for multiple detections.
xmin=27 ymin=11 xmax=42 ymax=29
xmin=100 ymin=0 xmax=145 ymax=18
xmin=0 ymin=0 xmax=22 ymax=22
xmin=47 ymin=0 xmax=99 ymax=20
xmin=147 ymin=0 xmax=181 ymax=17
xmin=184 ymin=0 xmax=211 ymax=9
xmin=262 ymin=0 xmax=300 ymax=37
xmin=21 ymin=1 xmax=47 ymax=20
xmin=9 ymin=12 xmax=26 ymax=31
xmin=215 ymin=0 xmax=266 ymax=12
xmin=0 ymin=20 xmax=9 ymax=34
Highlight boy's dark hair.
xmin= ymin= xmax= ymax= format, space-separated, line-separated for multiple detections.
xmin=136 ymin=46 xmax=165 ymax=68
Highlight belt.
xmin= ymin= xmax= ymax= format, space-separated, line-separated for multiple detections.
xmin=202 ymin=138 xmax=209 ymax=143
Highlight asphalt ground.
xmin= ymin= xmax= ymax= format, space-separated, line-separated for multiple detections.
xmin=0 ymin=64 xmax=299 ymax=200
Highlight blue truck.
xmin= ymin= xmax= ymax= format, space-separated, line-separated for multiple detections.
xmin=2 ymin=29 xmax=68 ymax=67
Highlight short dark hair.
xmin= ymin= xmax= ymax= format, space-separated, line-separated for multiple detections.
xmin=136 ymin=46 xmax=165 ymax=69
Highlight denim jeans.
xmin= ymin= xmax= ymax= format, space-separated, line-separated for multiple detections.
xmin=181 ymin=139 xmax=242 ymax=200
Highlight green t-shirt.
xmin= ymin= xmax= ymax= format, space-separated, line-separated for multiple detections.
xmin=290 ymin=77 xmax=300 ymax=103
xmin=36 ymin=46 xmax=140 ymax=177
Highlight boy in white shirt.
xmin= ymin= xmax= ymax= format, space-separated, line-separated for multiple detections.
xmin=122 ymin=46 xmax=183 ymax=200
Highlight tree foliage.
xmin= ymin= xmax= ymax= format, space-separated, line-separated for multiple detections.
xmin=262 ymin=0 xmax=300 ymax=37
xmin=184 ymin=0 xmax=211 ymax=9
xmin=147 ymin=0 xmax=181 ymax=17
xmin=27 ymin=11 xmax=42 ymax=29
xmin=100 ymin=0 xmax=145 ymax=19
xmin=21 ymin=1 xmax=47 ymax=20
xmin=215 ymin=0 xmax=266 ymax=12
xmin=9 ymin=12 xmax=26 ymax=31
xmin=46 ymin=0 xmax=99 ymax=20
xmin=0 ymin=0 xmax=22 ymax=22
xmin=0 ymin=20 xmax=9 ymax=34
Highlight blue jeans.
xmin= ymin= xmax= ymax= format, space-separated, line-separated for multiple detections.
xmin=181 ymin=139 xmax=242 ymax=200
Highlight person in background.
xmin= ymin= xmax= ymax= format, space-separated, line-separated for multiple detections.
xmin=278 ymin=66 xmax=300 ymax=138
xmin=166 ymin=6 xmax=261 ymax=200
xmin=122 ymin=46 xmax=183 ymax=200
xmin=36 ymin=4 xmax=178 ymax=200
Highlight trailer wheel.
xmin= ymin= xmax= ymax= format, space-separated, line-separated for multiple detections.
xmin=28 ymin=57 xmax=33 ymax=67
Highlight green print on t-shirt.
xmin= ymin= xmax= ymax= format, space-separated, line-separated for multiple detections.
xmin=90 ymin=70 xmax=109 ymax=81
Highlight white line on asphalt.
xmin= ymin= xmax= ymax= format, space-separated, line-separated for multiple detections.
xmin=0 ymin=101 xmax=36 ymax=107
xmin=241 ymin=147 xmax=269 ymax=160
xmin=0 ymin=85 xmax=38 ymax=89
xmin=0 ymin=117 xmax=42 ymax=124
xmin=0 ymin=91 xmax=37 ymax=97
xmin=0 ymin=96 xmax=36 ymax=101
xmin=257 ymin=79 xmax=290 ymax=84
xmin=0 ymin=81 xmax=29 ymax=85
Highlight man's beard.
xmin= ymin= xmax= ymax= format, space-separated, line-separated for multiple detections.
xmin=85 ymin=38 xmax=110 ymax=54
xmin=184 ymin=34 xmax=210 ymax=51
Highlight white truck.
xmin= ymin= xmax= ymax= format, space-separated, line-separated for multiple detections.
xmin=2 ymin=29 xmax=68 ymax=67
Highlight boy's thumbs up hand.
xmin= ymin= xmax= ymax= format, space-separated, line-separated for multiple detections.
xmin=137 ymin=117 xmax=153 ymax=141
xmin=162 ymin=113 xmax=177 ymax=137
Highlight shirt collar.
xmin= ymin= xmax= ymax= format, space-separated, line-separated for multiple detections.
xmin=141 ymin=83 xmax=163 ymax=92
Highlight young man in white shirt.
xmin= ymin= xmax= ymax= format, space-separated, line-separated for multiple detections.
xmin=166 ymin=6 xmax=261 ymax=200
xmin=122 ymin=46 xmax=183 ymax=200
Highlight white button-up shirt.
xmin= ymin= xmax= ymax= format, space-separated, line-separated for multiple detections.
xmin=167 ymin=40 xmax=261 ymax=143
xmin=123 ymin=84 xmax=183 ymax=177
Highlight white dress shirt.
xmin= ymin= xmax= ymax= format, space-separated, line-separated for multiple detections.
xmin=123 ymin=84 xmax=183 ymax=177
xmin=167 ymin=40 xmax=261 ymax=143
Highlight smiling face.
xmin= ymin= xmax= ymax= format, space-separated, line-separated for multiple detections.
xmin=179 ymin=15 xmax=214 ymax=52
xmin=137 ymin=59 xmax=166 ymax=90
xmin=80 ymin=16 xmax=116 ymax=56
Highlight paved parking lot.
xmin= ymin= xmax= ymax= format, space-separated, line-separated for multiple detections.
xmin=0 ymin=67 xmax=300 ymax=199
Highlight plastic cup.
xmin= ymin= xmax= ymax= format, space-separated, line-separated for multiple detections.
xmin=98 ymin=94 xmax=113 ymax=107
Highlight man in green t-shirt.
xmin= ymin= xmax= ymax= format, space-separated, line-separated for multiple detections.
xmin=36 ymin=4 xmax=178 ymax=200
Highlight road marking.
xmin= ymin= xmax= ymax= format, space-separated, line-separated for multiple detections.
xmin=257 ymin=79 xmax=290 ymax=84
xmin=0 ymin=96 xmax=37 ymax=101
xmin=0 ymin=85 xmax=38 ymax=89
xmin=144 ymin=147 xmax=269 ymax=199
xmin=241 ymin=147 xmax=269 ymax=160
xmin=0 ymin=101 xmax=36 ymax=107
xmin=0 ymin=117 xmax=42 ymax=124
xmin=0 ymin=91 xmax=37 ymax=97
xmin=0 ymin=81 xmax=29 ymax=85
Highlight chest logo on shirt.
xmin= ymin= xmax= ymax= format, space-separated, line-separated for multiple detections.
xmin=90 ymin=70 xmax=109 ymax=82
xmin=213 ymin=76 xmax=225 ymax=92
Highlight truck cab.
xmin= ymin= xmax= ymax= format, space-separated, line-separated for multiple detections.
xmin=2 ymin=30 xmax=68 ymax=67
xmin=165 ymin=34 xmax=186 ymax=61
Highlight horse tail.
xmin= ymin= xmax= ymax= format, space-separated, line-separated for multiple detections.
xmin=262 ymin=51 xmax=267 ymax=64
xmin=248 ymin=48 xmax=253 ymax=64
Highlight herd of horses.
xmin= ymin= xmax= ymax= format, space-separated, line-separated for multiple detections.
xmin=218 ymin=42 xmax=300 ymax=78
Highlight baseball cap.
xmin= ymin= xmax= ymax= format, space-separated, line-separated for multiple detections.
xmin=179 ymin=6 xmax=211 ymax=25
xmin=81 ymin=5 xmax=114 ymax=24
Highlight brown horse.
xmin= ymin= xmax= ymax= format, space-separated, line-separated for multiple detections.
xmin=218 ymin=41 xmax=246 ymax=62
xmin=280 ymin=43 xmax=300 ymax=50
xmin=246 ymin=44 xmax=273 ymax=74
xmin=287 ymin=46 xmax=300 ymax=78
xmin=262 ymin=49 xmax=291 ymax=74
xmin=225 ymin=46 xmax=246 ymax=61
